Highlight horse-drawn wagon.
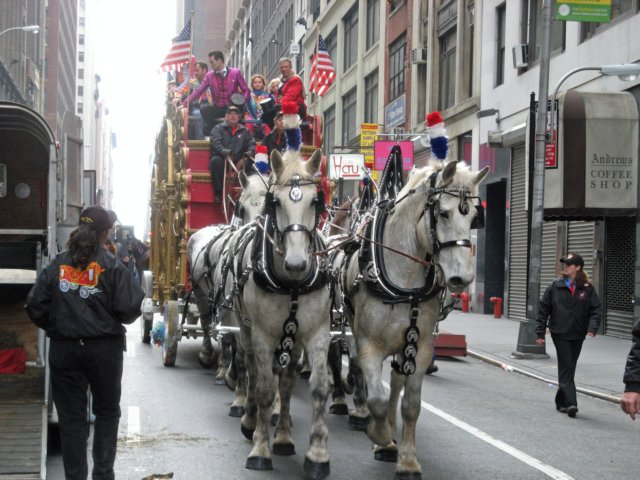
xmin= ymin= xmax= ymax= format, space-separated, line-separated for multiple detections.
xmin=143 ymin=94 xmax=325 ymax=367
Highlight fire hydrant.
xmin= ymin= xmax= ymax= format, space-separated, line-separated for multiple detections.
xmin=489 ymin=297 xmax=503 ymax=319
xmin=460 ymin=292 xmax=470 ymax=313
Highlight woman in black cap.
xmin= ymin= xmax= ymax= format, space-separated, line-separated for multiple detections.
xmin=26 ymin=205 xmax=145 ymax=479
xmin=536 ymin=253 xmax=602 ymax=418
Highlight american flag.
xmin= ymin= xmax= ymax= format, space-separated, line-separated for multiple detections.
xmin=159 ymin=20 xmax=191 ymax=72
xmin=309 ymin=34 xmax=335 ymax=97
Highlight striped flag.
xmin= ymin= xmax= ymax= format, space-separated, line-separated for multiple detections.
xmin=159 ymin=20 xmax=191 ymax=72
xmin=309 ymin=34 xmax=335 ymax=97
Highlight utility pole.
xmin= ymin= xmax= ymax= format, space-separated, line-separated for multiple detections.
xmin=513 ymin=0 xmax=552 ymax=358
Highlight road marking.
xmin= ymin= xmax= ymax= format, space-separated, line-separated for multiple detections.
xmin=381 ymin=380 xmax=575 ymax=480
xmin=126 ymin=406 xmax=140 ymax=443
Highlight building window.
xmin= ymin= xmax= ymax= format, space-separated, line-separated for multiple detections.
xmin=342 ymin=87 xmax=358 ymax=146
xmin=78 ymin=86 xmax=84 ymax=97
xmin=438 ymin=29 xmax=456 ymax=111
xmin=79 ymin=17 xmax=85 ymax=27
xmin=323 ymin=105 xmax=336 ymax=156
xmin=388 ymin=34 xmax=406 ymax=101
xmin=309 ymin=0 xmax=320 ymax=22
xmin=389 ymin=0 xmax=406 ymax=15
xmin=343 ymin=7 xmax=358 ymax=71
xmin=77 ymin=103 xmax=83 ymax=114
xmin=325 ymin=28 xmax=338 ymax=72
xmin=366 ymin=0 xmax=380 ymax=50
xmin=79 ymin=51 xmax=84 ymax=63
xmin=521 ymin=0 xmax=564 ymax=64
xmin=495 ymin=3 xmax=506 ymax=86
xmin=581 ymin=0 xmax=638 ymax=41
xmin=364 ymin=69 xmax=378 ymax=123
xmin=79 ymin=34 xmax=85 ymax=45
xmin=79 ymin=69 xmax=84 ymax=79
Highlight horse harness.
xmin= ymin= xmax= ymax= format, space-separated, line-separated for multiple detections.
xmin=235 ymin=174 xmax=329 ymax=368
xmin=341 ymin=169 xmax=482 ymax=376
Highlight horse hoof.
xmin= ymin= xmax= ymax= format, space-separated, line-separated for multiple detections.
xmin=329 ymin=403 xmax=348 ymax=415
xmin=229 ymin=406 xmax=245 ymax=418
xmin=374 ymin=447 xmax=398 ymax=463
xmin=198 ymin=356 xmax=215 ymax=369
xmin=214 ymin=377 xmax=226 ymax=386
xmin=240 ymin=424 xmax=254 ymax=440
xmin=395 ymin=472 xmax=422 ymax=480
xmin=271 ymin=413 xmax=279 ymax=426
xmin=245 ymin=456 xmax=272 ymax=471
xmin=303 ymin=458 xmax=330 ymax=480
xmin=348 ymin=414 xmax=370 ymax=431
xmin=273 ymin=442 xmax=296 ymax=456
xmin=300 ymin=370 xmax=311 ymax=380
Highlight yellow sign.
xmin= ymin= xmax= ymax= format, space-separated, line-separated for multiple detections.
xmin=360 ymin=123 xmax=379 ymax=167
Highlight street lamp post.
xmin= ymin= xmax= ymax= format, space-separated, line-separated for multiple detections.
xmin=0 ymin=25 xmax=40 ymax=37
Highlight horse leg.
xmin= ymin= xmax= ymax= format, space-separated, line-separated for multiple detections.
xmin=245 ymin=337 xmax=277 ymax=471
xmin=195 ymin=292 xmax=217 ymax=368
xmin=346 ymin=335 xmax=370 ymax=430
xmin=272 ymin=347 xmax=300 ymax=456
xmin=373 ymin=369 xmax=404 ymax=463
xmin=239 ymin=324 xmax=257 ymax=441
xmin=214 ymin=332 xmax=232 ymax=385
xmin=300 ymin=351 xmax=312 ymax=379
xmin=224 ymin=333 xmax=238 ymax=391
xmin=327 ymin=339 xmax=348 ymax=415
xmin=395 ymin=344 xmax=432 ymax=479
xmin=303 ymin=332 xmax=331 ymax=480
xmin=359 ymin=341 xmax=393 ymax=447
xmin=270 ymin=361 xmax=282 ymax=426
xmin=229 ymin=333 xmax=246 ymax=418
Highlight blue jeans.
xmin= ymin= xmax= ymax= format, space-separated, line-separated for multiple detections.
xmin=50 ymin=336 xmax=124 ymax=480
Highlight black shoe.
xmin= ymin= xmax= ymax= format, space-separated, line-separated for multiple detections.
xmin=567 ymin=406 xmax=578 ymax=418
xmin=556 ymin=406 xmax=568 ymax=413
xmin=426 ymin=364 xmax=439 ymax=375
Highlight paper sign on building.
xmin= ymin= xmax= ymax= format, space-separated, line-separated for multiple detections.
xmin=329 ymin=154 xmax=366 ymax=180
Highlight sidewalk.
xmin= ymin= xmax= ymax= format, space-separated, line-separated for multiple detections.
xmin=441 ymin=311 xmax=633 ymax=402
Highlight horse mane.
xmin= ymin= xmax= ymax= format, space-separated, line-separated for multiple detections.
xmin=273 ymin=152 xmax=317 ymax=185
xmin=398 ymin=160 xmax=476 ymax=200
xmin=328 ymin=197 xmax=358 ymax=236
xmin=240 ymin=173 xmax=269 ymax=208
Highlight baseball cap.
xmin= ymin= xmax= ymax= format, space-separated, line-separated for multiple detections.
xmin=79 ymin=206 xmax=112 ymax=232
xmin=559 ymin=253 xmax=584 ymax=268
xmin=226 ymin=105 xmax=241 ymax=114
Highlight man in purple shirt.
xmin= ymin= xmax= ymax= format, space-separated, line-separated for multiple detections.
xmin=183 ymin=50 xmax=250 ymax=128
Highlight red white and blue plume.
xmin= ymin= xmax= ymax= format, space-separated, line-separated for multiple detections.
xmin=254 ymin=145 xmax=270 ymax=175
xmin=426 ymin=111 xmax=449 ymax=162
xmin=281 ymin=101 xmax=302 ymax=152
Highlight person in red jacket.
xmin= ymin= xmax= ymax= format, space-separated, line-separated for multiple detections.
xmin=263 ymin=57 xmax=307 ymax=128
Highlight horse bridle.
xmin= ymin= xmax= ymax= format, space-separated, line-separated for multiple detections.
xmin=263 ymin=174 xmax=327 ymax=247
xmin=422 ymin=170 xmax=482 ymax=258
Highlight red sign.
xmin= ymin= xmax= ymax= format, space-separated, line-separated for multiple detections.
xmin=374 ymin=141 xmax=414 ymax=171
xmin=545 ymin=130 xmax=557 ymax=168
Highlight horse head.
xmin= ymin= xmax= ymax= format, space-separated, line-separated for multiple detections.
xmin=268 ymin=148 xmax=324 ymax=277
xmin=402 ymin=161 xmax=489 ymax=293
xmin=237 ymin=166 xmax=269 ymax=224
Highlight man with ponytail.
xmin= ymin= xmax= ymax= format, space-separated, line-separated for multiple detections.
xmin=536 ymin=253 xmax=602 ymax=418
xmin=26 ymin=205 xmax=145 ymax=480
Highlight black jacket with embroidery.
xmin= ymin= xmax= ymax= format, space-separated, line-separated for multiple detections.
xmin=623 ymin=318 xmax=640 ymax=393
xmin=536 ymin=277 xmax=602 ymax=340
xmin=25 ymin=249 xmax=145 ymax=339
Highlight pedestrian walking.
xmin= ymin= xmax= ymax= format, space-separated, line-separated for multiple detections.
xmin=25 ymin=206 xmax=145 ymax=479
xmin=536 ymin=253 xmax=602 ymax=418
xmin=621 ymin=318 xmax=640 ymax=420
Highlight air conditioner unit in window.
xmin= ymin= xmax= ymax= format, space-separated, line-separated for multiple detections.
xmin=512 ymin=44 xmax=529 ymax=69
xmin=411 ymin=48 xmax=427 ymax=64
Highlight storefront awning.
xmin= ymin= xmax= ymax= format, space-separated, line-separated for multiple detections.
xmin=544 ymin=91 xmax=638 ymax=219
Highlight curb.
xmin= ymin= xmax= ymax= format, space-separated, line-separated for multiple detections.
xmin=466 ymin=348 xmax=622 ymax=405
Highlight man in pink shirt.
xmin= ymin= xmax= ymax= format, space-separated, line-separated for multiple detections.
xmin=183 ymin=50 xmax=250 ymax=131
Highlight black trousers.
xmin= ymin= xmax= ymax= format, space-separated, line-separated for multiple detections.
xmin=209 ymin=155 xmax=226 ymax=201
xmin=49 ymin=336 xmax=124 ymax=480
xmin=551 ymin=335 xmax=584 ymax=409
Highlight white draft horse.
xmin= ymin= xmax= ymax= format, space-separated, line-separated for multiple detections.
xmin=187 ymin=169 xmax=268 ymax=371
xmin=340 ymin=159 xmax=488 ymax=479
xmin=233 ymin=149 xmax=332 ymax=479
